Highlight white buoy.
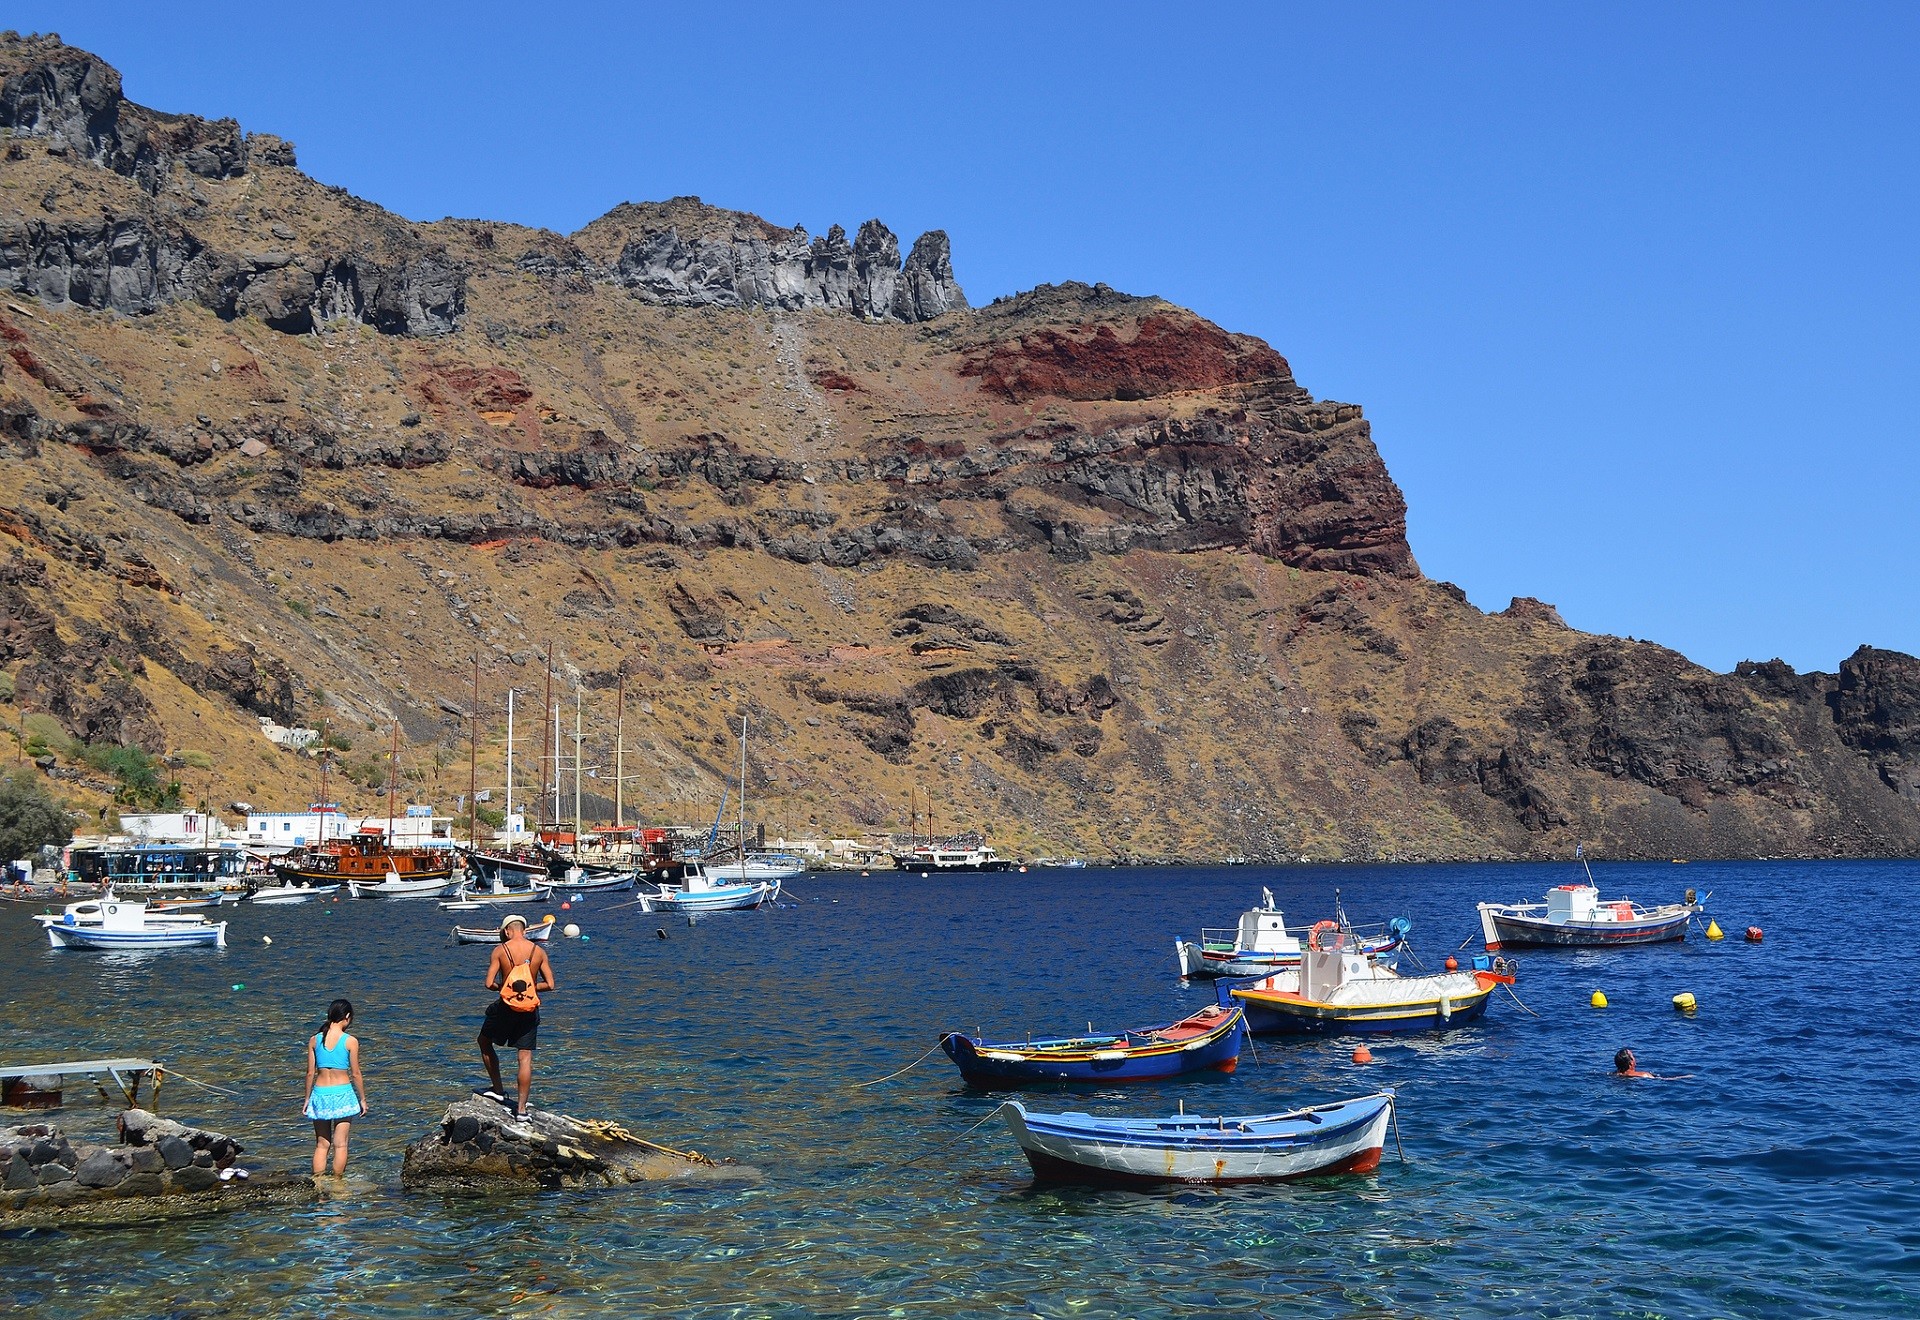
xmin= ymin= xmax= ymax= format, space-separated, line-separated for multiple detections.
xmin=562 ymin=923 xmax=581 ymax=938
xmin=262 ymin=935 xmax=273 ymax=945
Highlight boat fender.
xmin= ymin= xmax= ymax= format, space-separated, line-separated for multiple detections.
xmin=1705 ymin=920 xmax=1724 ymax=941
xmin=1590 ymin=990 xmax=1608 ymax=1009
xmin=1744 ymin=926 xmax=1763 ymax=942
xmin=1439 ymin=994 xmax=1452 ymax=1020
xmin=562 ymin=924 xmax=581 ymax=938
xmin=1672 ymin=991 xmax=1697 ymax=1013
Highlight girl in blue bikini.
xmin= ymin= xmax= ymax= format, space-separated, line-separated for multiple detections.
xmin=304 ymin=998 xmax=367 ymax=1177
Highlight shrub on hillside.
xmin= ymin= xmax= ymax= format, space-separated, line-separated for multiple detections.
xmin=0 ymin=770 xmax=76 ymax=861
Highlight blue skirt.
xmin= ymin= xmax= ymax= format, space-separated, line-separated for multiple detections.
xmin=304 ymin=1083 xmax=362 ymax=1122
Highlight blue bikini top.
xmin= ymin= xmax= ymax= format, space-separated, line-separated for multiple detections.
xmin=313 ymin=1030 xmax=352 ymax=1069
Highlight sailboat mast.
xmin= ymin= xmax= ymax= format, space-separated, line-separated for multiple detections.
xmin=316 ymin=754 xmax=329 ymax=845
xmin=504 ymin=688 xmax=514 ymax=837
xmin=468 ymin=655 xmax=480 ymax=849
xmin=386 ymin=722 xmax=398 ymax=840
xmin=552 ymin=686 xmax=561 ymax=823
xmin=614 ymin=669 xmax=625 ymax=829
xmin=541 ymin=642 xmax=554 ymax=820
xmin=573 ymin=686 xmax=583 ymax=842
xmin=738 ymin=715 xmax=748 ymax=863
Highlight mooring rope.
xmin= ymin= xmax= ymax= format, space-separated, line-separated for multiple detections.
xmin=1389 ymin=1097 xmax=1408 ymax=1163
xmin=156 ymin=1067 xmax=238 ymax=1098
xmin=1503 ymin=982 xmax=1541 ymax=1018
xmin=851 ymin=1036 xmax=950 ymax=1088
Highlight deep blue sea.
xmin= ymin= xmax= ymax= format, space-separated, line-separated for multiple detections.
xmin=2 ymin=860 xmax=1916 ymax=1318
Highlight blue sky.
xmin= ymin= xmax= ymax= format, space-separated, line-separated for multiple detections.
xmin=16 ymin=2 xmax=1918 ymax=673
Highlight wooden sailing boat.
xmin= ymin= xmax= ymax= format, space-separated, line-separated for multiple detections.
xmin=274 ymin=724 xmax=458 ymax=895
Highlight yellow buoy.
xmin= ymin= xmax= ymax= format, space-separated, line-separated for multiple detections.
xmin=1705 ymin=920 xmax=1724 ymax=941
xmin=1590 ymin=990 xmax=1608 ymax=1009
xmin=1673 ymin=991 xmax=1697 ymax=1012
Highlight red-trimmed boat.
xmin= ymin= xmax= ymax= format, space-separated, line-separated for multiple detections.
xmin=941 ymin=1004 xmax=1245 ymax=1087
xmin=1477 ymin=883 xmax=1698 ymax=950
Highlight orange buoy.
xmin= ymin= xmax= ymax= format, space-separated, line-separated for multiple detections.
xmin=1444 ymin=955 xmax=1459 ymax=971
xmin=561 ymin=900 xmax=571 ymax=910
xmin=1352 ymin=1044 xmax=1373 ymax=1064
xmin=1745 ymin=926 xmax=1764 ymax=942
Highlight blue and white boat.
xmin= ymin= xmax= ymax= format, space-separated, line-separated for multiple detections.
xmin=1176 ymin=890 xmax=1410 ymax=978
xmin=999 ymin=1091 xmax=1396 ymax=1186
xmin=643 ymin=864 xmax=779 ymax=913
xmin=942 ymin=1005 xmax=1246 ymax=1087
xmin=35 ymin=896 xmax=227 ymax=951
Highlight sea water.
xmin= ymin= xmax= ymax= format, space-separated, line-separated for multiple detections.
xmin=2 ymin=860 xmax=1915 ymax=1317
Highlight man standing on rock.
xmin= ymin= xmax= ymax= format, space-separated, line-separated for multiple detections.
xmin=477 ymin=914 xmax=555 ymax=1119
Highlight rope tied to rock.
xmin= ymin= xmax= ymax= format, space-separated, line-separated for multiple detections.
xmin=573 ymin=1117 xmax=718 ymax=1167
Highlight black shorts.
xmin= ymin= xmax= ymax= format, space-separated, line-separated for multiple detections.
xmin=482 ymin=999 xmax=539 ymax=1051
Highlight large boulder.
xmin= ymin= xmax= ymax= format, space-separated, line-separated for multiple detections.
xmin=400 ymin=1097 xmax=759 ymax=1191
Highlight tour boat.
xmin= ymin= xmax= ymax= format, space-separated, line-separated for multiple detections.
xmin=1175 ymin=889 xmax=1410 ymax=978
xmin=275 ymin=827 xmax=456 ymax=890
xmin=462 ymin=847 xmax=551 ymax=889
xmin=1477 ymin=883 xmax=1698 ymax=950
xmin=890 ymin=841 xmax=1013 ymax=873
xmin=999 ymin=1091 xmax=1396 ymax=1186
xmin=1217 ymin=925 xmax=1514 ymax=1035
xmin=36 ymin=897 xmax=227 ymax=951
xmin=941 ymin=1005 xmax=1245 ymax=1087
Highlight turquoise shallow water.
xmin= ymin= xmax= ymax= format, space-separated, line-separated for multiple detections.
xmin=2 ymin=860 xmax=1916 ymax=1318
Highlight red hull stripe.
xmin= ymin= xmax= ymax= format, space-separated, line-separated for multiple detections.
xmin=1022 ymin=1143 xmax=1383 ymax=1187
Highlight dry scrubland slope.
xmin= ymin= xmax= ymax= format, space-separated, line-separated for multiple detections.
xmin=2 ymin=32 xmax=1918 ymax=860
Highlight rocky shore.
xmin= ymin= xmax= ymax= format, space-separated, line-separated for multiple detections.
xmin=0 ymin=1109 xmax=314 ymax=1228
xmin=401 ymin=1097 xmax=759 ymax=1192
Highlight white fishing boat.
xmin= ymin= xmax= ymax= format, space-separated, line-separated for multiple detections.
xmin=35 ymin=897 xmax=227 ymax=951
xmin=1217 ymin=925 xmax=1514 ymax=1035
xmin=698 ymin=853 xmax=809 ymax=883
xmin=643 ymin=864 xmax=779 ymax=913
xmin=346 ymin=871 xmax=462 ymax=900
xmin=451 ymin=914 xmax=557 ymax=945
xmin=1176 ymin=889 xmax=1410 ymax=978
xmin=999 ymin=1091 xmax=1396 ymax=1186
xmin=246 ymin=883 xmax=340 ymax=904
xmin=455 ymin=879 xmax=554 ymax=905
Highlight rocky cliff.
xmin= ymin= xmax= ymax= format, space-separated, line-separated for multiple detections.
xmin=1 ymin=32 xmax=1916 ymax=861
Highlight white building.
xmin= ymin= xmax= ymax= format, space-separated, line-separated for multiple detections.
xmin=243 ymin=804 xmax=456 ymax=853
xmin=116 ymin=812 xmax=235 ymax=844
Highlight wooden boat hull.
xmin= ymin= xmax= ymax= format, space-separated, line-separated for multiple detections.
xmin=943 ymin=1007 xmax=1245 ymax=1087
xmin=1001 ymin=1092 xmax=1394 ymax=1186
xmin=464 ymin=850 xmax=549 ymax=886
xmin=549 ymin=870 xmax=637 ymax=894
xmin=1222 ymin=971 xmax=1501 ymax=1035
xmin=1479 ymin=906 xmax=1691 ymax=950
xmin=451 ymin=919 xmax=555 ymax=945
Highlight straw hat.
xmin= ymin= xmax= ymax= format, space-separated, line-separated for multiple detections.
xmin=499 ymin=913 xmax=528 ymax=933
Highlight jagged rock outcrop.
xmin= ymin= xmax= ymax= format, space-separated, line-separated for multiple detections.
xmin=0 ymin=1109 xmax=313 ymax=1228
xmin=587 ymin=198 xmax=965 ymax=322
xmin=400 ymin=1098 xmax=757 ymax=1191
xmin=0 ymin=33 xmax=462 ymax=335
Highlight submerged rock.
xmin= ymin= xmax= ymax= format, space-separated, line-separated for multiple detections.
xmin=400 ymin=1098 xmax=759 ymax=1191
xmin=0 ymin=1110 xmax=314 ymax=1228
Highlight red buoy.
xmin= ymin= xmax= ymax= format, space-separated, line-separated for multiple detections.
xmin=1745 ymin=926 xmax=1763 ymax=942
xmin=1352 ymin=1044 xmax=1373 ymax=1065
xmin=1444 ymin=955 xmax=1459 ymax=971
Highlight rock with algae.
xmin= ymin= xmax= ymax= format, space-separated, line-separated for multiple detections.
xmin=400 ymin=1097 xmax=759 ymax=1191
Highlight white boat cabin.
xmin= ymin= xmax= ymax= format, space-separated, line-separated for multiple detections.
xmin=1545 ymin=884 xmax=1634 ymax=925
xmin=1235 ymin=889 xmax=1305 ymax=955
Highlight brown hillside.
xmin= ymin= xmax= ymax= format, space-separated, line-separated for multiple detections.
xmin=2 ymin=32 xmax=1917 ymax=860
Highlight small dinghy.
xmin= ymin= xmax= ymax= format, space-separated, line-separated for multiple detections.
xmin=999 ymin=1091 xmax=1396 ymax=1186
xmin=1477 ymin=882 xmax=1698 ymax=950
xmin=1175 ymin=889 xmax=1409 ymax=978
xmin=451 ymin=914 xmax=556 ymax=945
xmin=35 ymin=897 xmax=227 ymax=951
xmin=1219 ymin=925 xmax=1514 ymax=1035
xmin=246 ymin=883 xmax=339 ymax=904
xmin=347 ymin=872 xmax=462 ymax=900
xmin=942 ymin=1005 xmax=1246 ymax=1086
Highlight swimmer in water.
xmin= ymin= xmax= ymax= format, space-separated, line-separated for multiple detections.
xmin=1614 ymin=1047 xmax=1691 ymax=1080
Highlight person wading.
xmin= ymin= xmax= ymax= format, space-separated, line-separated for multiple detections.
xmin=303 ymin=998 xmax=367 ymax=1178
xmin=477 ymin=913 xmax=555 ymax=1118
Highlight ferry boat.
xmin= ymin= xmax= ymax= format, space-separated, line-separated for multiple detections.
xmin=890 ymin=839 xmax=1014 ymax=873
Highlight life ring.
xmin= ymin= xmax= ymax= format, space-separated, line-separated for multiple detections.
xmin=1307 ymin=920 xmax=1341 ymax=952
